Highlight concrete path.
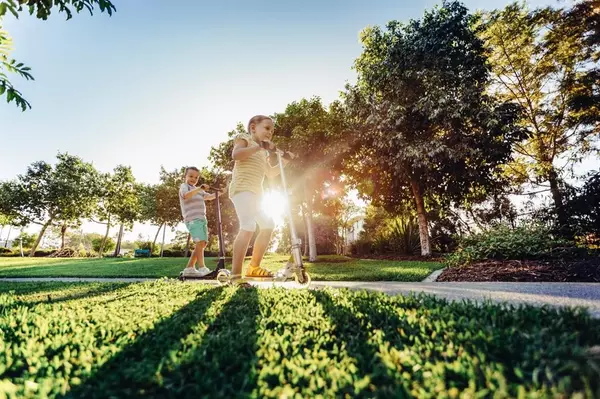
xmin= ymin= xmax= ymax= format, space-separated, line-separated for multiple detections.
xmin=1 ymin=277 xmax=599 ymax=318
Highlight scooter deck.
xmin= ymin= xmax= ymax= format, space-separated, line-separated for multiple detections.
xmin=178 ymin=268 xmax=226 ymax=281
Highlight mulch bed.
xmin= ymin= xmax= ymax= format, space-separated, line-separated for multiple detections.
xmin=437 ymin=257 xmax=600 ymax=282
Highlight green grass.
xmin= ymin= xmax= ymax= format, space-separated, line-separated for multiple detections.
xmin=0 ymin=255 xmax=442 ymax=281
xmin=0 ymin=281 xmax=598 ymax=398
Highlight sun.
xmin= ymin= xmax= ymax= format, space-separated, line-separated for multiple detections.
xmin=261 ymin=190 xmax=286 ymax=227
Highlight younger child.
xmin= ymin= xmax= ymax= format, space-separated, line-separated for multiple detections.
xmin=229 ymin=115 xmax=294 ymax=285
xmin=179 ymin=166 xmax=216 ymax=277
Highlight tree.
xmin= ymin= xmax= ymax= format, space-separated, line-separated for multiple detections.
xmin=91 ymin=235 xmax=115 ymax=254
xmin=12 ymin=231 xmax=36 ymax=249
xmin=564 ymin=170 xmax=600 ymax=244
xmin=154 ymin=167 xmax=187 ymax=256
xmin=0 ymin=187 xmax=16 ymax=247
xmin=548 ymin=0 xmax=600 ymax=128
xmin=94 ymin=165 xmax=139 ymax=257
xmin=0 ymin=0 xmax=116 ymax=110
xmin=481 ymin=2 xmax=599 ymax=233
xmin=3 ymin=153 xmax=100 ymax=256
xmin=273 ymin=97 xmax=345 ymax=261
xmin=342 ymin=0 xmax=526 ymax=255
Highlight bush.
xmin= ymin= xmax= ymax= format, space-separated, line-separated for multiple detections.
xmin=0 ymin=247 xmax=11 ymax=254
xmin=33 ymin=249 xmax=56 ymax=257
xmin=91 ymin=237 xmax=116 ymax=254
xmin=445 ymin=224 xmax=575 ymax=267
xmin=351 ymin=214 xmax=420 ymax=256
xmin=160 ymin=249 xmax=184 ymax=257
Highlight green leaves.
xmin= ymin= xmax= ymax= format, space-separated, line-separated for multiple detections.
xmin=95 ymin=165 xmax=140 ymax=228
xmin=345 ymin=1 xmax=525 ymax=213
xmin=0 ymin=0 xmax=116 ymax=21
xmin=444 ymin=224 xmax=574 ymax=267
xmin=0 ymin=281 xmax=598 ymax=397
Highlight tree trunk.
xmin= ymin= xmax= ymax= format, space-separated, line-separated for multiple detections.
xmin=4 ymin=225 xmax=11 ymax=248
xmin=547 ymin=167 xmax=568 ymax=233
xmin=29 ymin=219 xmax=52 ymax=257
xmin=152 ymin=223 xmax=163 ymax=256
xmin=410 ymin=178 xmax=431 ymax=256
xmin=184 ymin=233 xmax=191 ymax=257
xmin=60 ymin=222 xmax=67 ymax=250
xmin=301 ymin=205 xmax=308 ymax=256
xmin=303 ymin=180 xmax=317 ymax=262
xmin=98 ymin=217 xmax=111 ymax=258
xmin=0 ymin=225 xmax=4 ymax=245
xmin=113 ymin=223 xmax=124 ymax=257
xmin=160 ymin=225 xmax=166 ymax=257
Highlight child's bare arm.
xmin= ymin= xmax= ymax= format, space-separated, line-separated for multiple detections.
xmin=266 ymin=151 xmax=294 ymax=177
xmin=232 ymin=138 xmax=261 ymax=161
xmin=204 ymin=193 xmax=216 ymax=201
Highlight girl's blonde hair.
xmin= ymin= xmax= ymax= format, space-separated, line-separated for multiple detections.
xmin=247 ymin=115 xmax=272 ymax=134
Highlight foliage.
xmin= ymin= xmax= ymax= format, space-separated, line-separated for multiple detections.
xmin=565 ymin=171 xmax=600 ymax=244
xmin=0 ymin=281 xmax=598 ymax=397
xmin=481 ymin=2 xmax=599 ymax=229
xmin=94 ymin=165 xmax=139 ymax=255
xmin=91 ymin=236 xmax=114 ymax=254
xmin=0 ymin=0 xmax=116 ymax=110
xmin=445 ymin=224 xmax=575 ymax=267
xmin=11 ymin=231 xmax=36 ymax=249
xmin=352 ymin=208 xmax=420 ymax=256
xmin=552 ymin=0 xmax=600 ymax=127
xmin=169 ymin=230 xmax=190 ymax=252
xmin=96 ymin=165 xmax=139 ymax=228
xmin=342 ymin=0 xmax=526 ymax=255
xmin=3 ymin=153 xmax=100 ymax=255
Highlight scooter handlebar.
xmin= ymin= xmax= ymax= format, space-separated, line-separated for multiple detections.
xmin=259 ymin=141 xmax=295 ymax=161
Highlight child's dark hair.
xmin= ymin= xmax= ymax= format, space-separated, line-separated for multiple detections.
xmin=184 ymin=166 xmax=199 ymax=176
xmin=247 ymin=115 xmax=272 ymax=134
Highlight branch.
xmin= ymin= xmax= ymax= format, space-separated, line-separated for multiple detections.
xmin=513 ymin=188 xmax=552 ymax=195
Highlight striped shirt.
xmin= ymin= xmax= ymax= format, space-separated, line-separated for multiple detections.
xmin=179 ymin=183 xmax=208 ymax=222
xmin=229 ymin=133 xmax=268 ymax=197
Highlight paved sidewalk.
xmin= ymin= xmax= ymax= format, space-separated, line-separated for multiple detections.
xmin=1 ymin=277 xmax=599 ymax=318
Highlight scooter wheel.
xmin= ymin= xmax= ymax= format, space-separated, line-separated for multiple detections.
xmin=216 ymin=269 xmax=232 ymax=286
xmin=294 ymin=270 xmax=311 ymax=286
xmin=178 ymin=272 xmax=185 ymax=282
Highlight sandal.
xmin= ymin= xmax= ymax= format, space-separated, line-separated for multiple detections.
xmin=229 ymin=274 xmax=254 ymax=288
xmin=245 ymin=265 xmax=274 ymax=278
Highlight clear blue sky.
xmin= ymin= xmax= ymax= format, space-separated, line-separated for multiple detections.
xmin=0 ymin=0 xmax=570 ymax=244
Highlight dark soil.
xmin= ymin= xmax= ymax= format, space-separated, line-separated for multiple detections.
xmin=437 ymin=257 xmax=600 ymax=282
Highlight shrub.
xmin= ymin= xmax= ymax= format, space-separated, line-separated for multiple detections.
xmin=445 ymin=224 xmax=575 ymax=267
xmin=33 ymin=249 xmax=56 ymax=257
xmin=0 ymin=247 xmax=11 ymax=254
xmin=160 ymin=249 xmax=184 ymax=257
xmin=351 ymin=214 xmax=420 ymax=256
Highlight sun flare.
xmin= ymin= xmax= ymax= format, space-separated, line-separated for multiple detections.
xmin=261 ymin=191 xmax=286 ymax=227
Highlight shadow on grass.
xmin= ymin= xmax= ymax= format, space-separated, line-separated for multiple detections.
xmin=310 ymin=289 xmax=411 ymax=397
xmin=0 ymin=282 xmax=130 ymax=301
xmin=26 ymin=283 xmax=134 ymax=306
xmin=61 ymin=286 xmax=261 ymax=399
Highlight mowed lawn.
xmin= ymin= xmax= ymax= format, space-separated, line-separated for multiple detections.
xmin=0 ymin=255 xmax=442 ymax=281
xmin=0 ymin=281 xmax=598 ymax=398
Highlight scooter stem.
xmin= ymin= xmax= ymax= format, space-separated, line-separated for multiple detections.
xmin=276 ymin=151 xmax=303 ymax=267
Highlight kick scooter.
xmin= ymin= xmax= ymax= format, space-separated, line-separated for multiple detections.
xmin=216 ymin=144 xmax=311 ymax=287
xmin=178 ymin=183 xmax=231 ymax=282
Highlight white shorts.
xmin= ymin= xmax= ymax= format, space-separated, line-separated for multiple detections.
xmin=230 ymin=191 xmax=275 ymax=232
